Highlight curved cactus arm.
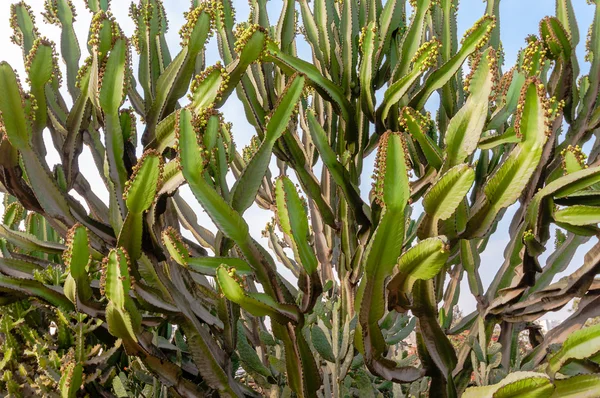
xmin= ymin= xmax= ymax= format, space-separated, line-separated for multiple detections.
xmin=117 ymin=150 xmax=163 ymax=260
xmin=393 ymin=0 xmax=432 ymax=79
xmin=26 ymin=39 xmax=60 ymax=151
xmin=387 ymin=237 xmax=450 ymax=312
xmin=43 ymin=0 xmax=81 ymax=99
xmin=10 ymin=3 xmax=39 ymax=61
xmin=487 ymin=67 xmax=527 ymax=131
xmin=553 ymin=374 xmax=600 ymax=398
xmin=102 ymin=248 xmax=141 ymax=343
xmin=0 ymin=224 xmax=64 ymax=255
xmin=379 ymin=40 xmax=440 ymax=124
xmin=547 ymin=323 xmax=600 ymax=376
xmin=63 ymin=224 xmax=92 ymax=305
xmin=463 ymin=372 xmax=553 ymax=397
xmin=275 ymin=176 xmax=322 ymax=312
xmin=162 ymin=227 xmax=252 ymax=275
xmin=412 ymin=279 xmax=458 ymax=396
xmin=553 ymin=205 xmax=600 ymax=226
xmin=400 ymin=107 xmax=443 ymax=170
xmin=144 ymin=6 xmax=213 ymax=141
xmin=230 ymin=74 xmax=305 ymax=214
xmin=525 ymin=165 xmax=600 ymax=236
xmin=306 ymin=109 xmax=369 ymax=225
xmin=444 ymin=48 xmax=498 ymax=169
xmin=359 ymin=22 xmax=379 ymax=120
xmin=354 ymin=132 xmax=423 ymax=382
xmin=478 ymin=127 xmax=520 ymax=150
xmin=418 ymin=164 xmax=474 ymax=238
xmin=178 ymin=108 xmax=249 ymax=244
xmin=217 ymin=24 xmax=269 ymax=107
xmin=216 ymin=266 xmax=299 ymax=324
xmin=265 ymin=41 xmax=354 ymax=126
xmin=410 ymin=15 xmax=496 ymax=110
xmin=99 ymin=38 xmax=130 ymax=221
xmin=0 ymin=274 xmax=74 ymax=310
xmin=465 ymin=79 xmax=551 ymax=238
xmin=129 ymin=0 xmax=170 ymax=110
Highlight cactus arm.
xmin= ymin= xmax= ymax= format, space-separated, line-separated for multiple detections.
xmin=99 ymin=39 xmax=129 ymax=221
xmin=43 ymin=0 xmax=81 ymax=100
xmin=102 ymin=248 xmax=140 ymax=343
xmin=412 ymin=279 xmax=458 ymax=396
xmin=144 ymin=7 xmax=213 ymax=141
xmin=26 ymin=39 xmax=58 ymax=154
xmin=178 ymin=108 xmax=249 ymax=244
xmin=478 ymin=127 xmax=520 ymax=149
xmin=216 ymin=266 xmax=299 ymax=324
xmin=62 ymin=224 xmax=92 ymax=305
xmin=275 ymin=177 xmax=322 ymax=311
xmin=298 ymin=0 xmax=325 ymax=68
xmin=387 ymin=237 xmax=450 ymax=311
xmin=62 ymin=70 xmax=91 ymax=189
xmin=306 ymin=109 xmax=369 ymax=225
xmin=444 ymin=48 xmax=497 ymax=169
xmin=359 ymin=22 xmax=378 ymax=119
xmin=379 ymin=40 xmax=440 ymax=124
xmin=117 ymin=150 xmax=162 ymax=260
xmin=465 ymin=79 xmax=550 ymax=238
xmin=217 ymin=25 xmax=268 ymax=107
xmin=230 ymin=74 xmax=305 ymax=215
xmin=418 ymin=164 xmax=474 ymax=238
xmin=394 ymin=0 xmax=432 ymax=79
xmin=410 ymin=15 xmax=496 ymax=110
xmin=355 ymin=133 xmax=422 ymax=382
xmin=281 ymin=131 xmax=338 ymax=229
xmin=162 ymin=227 xmax=252 ymax=275
xmin=0 ymin=274 xmax=74 ymax=310
xmin=266 ymin=41 xmax=354 ymax=125
xmin=487 ymin=67 xmax=526 ymax=131
xmin=525 ymin=166 xmax=600 ymax=236
xmin=401 ymin=107 xmax=444 ymax=170
xmin=10 ymin=2 xmax=39 ymax=59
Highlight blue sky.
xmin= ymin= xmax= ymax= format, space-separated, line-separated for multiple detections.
xmin=0 ymin=1 xmax=596 ymax=319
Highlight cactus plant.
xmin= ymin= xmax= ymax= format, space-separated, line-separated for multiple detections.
xmin=2 ymin=0 xmax=600 ymax=396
